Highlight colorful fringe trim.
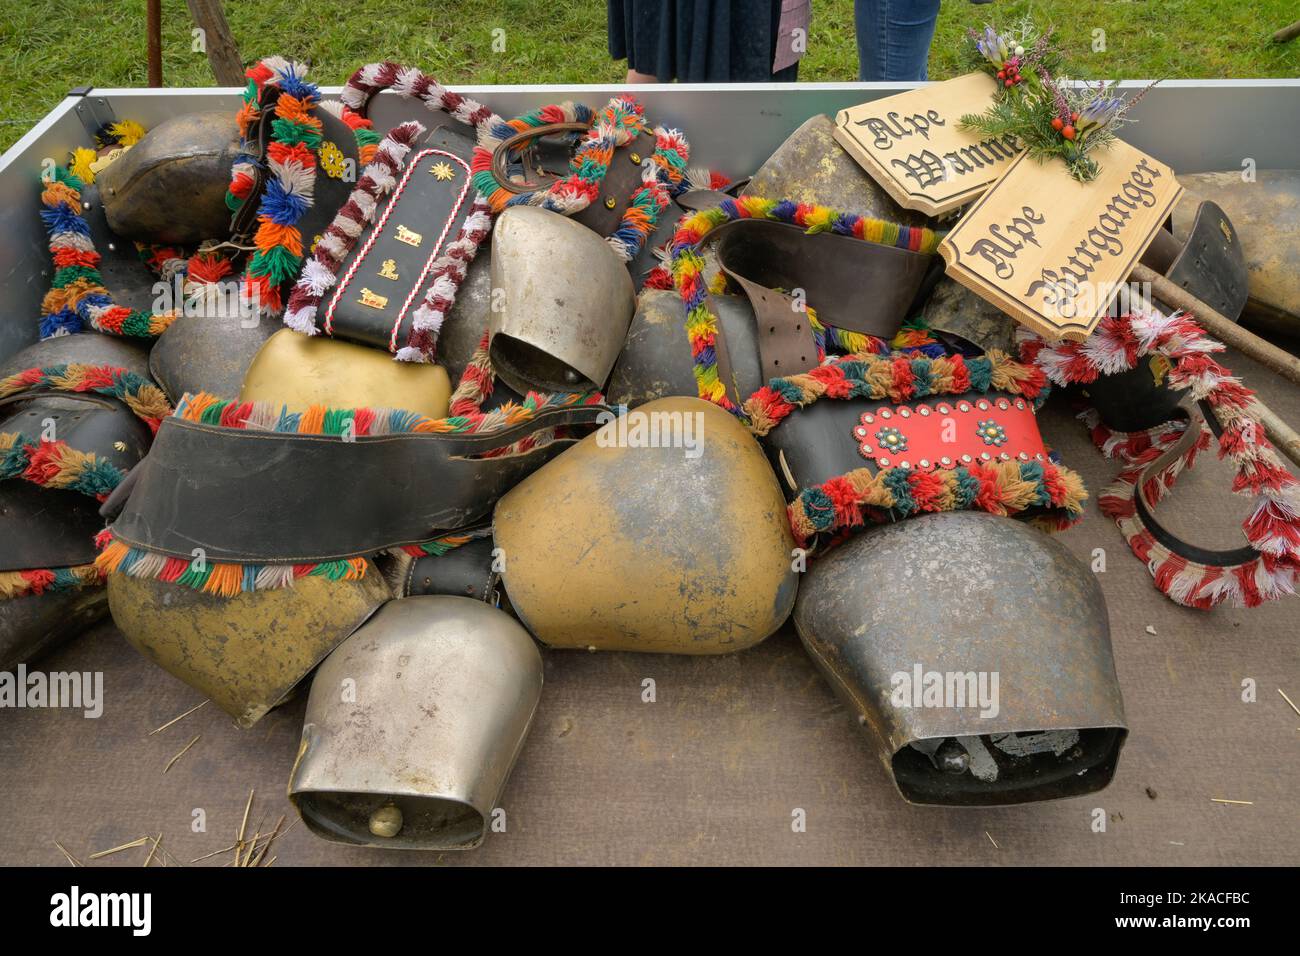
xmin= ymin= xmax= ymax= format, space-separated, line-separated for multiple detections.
xmin=38 ymin=167 xmax=178 ymax=339
xmin=164 ymin=385 xmax=598 ymax=437
xmin=0 ymin=363 xmax=172 ymax=432
xmin=746 ymin=348 xmax=1080 ymax=547
xmin=229 ymin=57 xmax=323 ymax=318
xmin=96 ymin=538 xmax=371 ymax=598
xmin=670 ymin=195 xmax=944 ymax=414
xmin=95 ymin=384 xmax=602 ymax=595
xmin=1020 ymin=309 xmax=1300 ymax=608
xmin=788 ymin=456 xmax=1087 ymax=549
xmin=744 ymin=349 xmax=1046 ymax=437
xmin=0 ymin=564 xmax=101 ymax=601
xmin=398 ymin=526 xmax=493 ymax=558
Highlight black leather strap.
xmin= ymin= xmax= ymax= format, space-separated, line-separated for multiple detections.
xmin=322 ymin=126 xmax=477 ymax=351
xmin=1 ymin=392 xmax=152 ymax=572
xmin=1129 ymin=400 xmax=1260 ymax=567
xmin=108 ymin=404 xmax=608 ymax=564
xmin=698 ymin=217 xmax=932 ymax=406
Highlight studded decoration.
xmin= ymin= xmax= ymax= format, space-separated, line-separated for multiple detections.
xmin=850 ymin=393 xmax=1047 ymax=472
xmin=875 ymin=425 xmax=907 ymax=455
xmin=977 ymin=419 xmax=1008 ymax=447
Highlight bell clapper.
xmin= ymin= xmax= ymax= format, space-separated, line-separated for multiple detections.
xmin=369 ymin=803 xmax=403 ymax=838
xmin=935 ymin=738 xmax=970 ymax=775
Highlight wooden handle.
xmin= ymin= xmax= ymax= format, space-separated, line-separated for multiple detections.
xmin=1250 ymin=400 xmax=1300 ymax=469
xmin=1273 ymin=20 xmax=1300 ymax=43
xmin=1130 ymin=264 xmax=1300 ymax=388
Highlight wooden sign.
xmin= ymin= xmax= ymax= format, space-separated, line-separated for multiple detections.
xmin=832 ymin=72 xmax=1021 ymax=216
xmin=938 ymin=140 xmax=1184 ymax=341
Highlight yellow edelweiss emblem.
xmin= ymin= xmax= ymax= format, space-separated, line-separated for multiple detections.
xmin=319 ymin=141 xmax=348 ymax=180
xmin=429 ymin=161 xmax=455 ymax=181
xmin=1149 ymin=354 xmax=1172 ymax=387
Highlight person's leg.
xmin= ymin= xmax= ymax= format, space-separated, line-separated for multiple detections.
xmin=854 ymin=0 xmax=941 ymax=82
xmin=625 ymin=68 xmax=659 ymax=83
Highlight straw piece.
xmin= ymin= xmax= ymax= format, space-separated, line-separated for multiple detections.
xmin=148 ymin=700 xmax=209 ymax=736
xmin=234 ymin=788 xmax=254 ymax=867
xmin=53 ymin=840 xmax=82 ymax=867
xmin=163 ymin=735 xmax=200 ymax=774
xmin=190 ymin=843 xmax=237 ymax=863
xmin=89 ymin=837 xmax=149 ymax=859
xmin=143 ymin=833 xmax=162 ymax=868
xmin=1279 ymin=688 xmax=1300 ymax=719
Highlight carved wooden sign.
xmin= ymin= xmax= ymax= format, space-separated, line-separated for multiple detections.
xmin=832 ymin=72 xmax=1021 ymax=216
xmin=939 ymin=139 xmax=1184 ymax=341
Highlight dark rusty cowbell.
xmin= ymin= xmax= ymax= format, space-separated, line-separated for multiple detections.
xmin=794 ymin=511 xmax=1128 ymax=806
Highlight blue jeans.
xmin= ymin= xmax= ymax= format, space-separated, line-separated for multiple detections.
xmin=855 ymin=0 xmax=942 ymax=81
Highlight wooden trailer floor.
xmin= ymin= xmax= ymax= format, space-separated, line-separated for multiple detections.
xmin=1 ymin=343 xmax=1296 ymax=867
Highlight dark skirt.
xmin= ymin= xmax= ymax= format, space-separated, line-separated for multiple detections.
xmin=608 ymin=0 xmax=798 ymax=82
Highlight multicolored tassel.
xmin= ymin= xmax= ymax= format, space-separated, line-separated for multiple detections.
xmin=38 ymin=167 xmax=178 ymax=339
xmin=228 ymin=57 xmax=323 ymax=318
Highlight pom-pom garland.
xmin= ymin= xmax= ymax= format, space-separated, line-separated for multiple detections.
xmin=283 ymin=120 xmax=424 ymax=337
xmin=1019 ymin=309 xmax=1300 ymax=608
xmin=38 ymin=167 xmax=178 ymax=339
xmin=471 ymin=96 xmax=690 ymax=261
xmin=1 ymin=432 xmax=125 ymax=502
xmin=0 ymin=363 xmax=172 ymax=433
xmin=0 ymin=364 xmax=172 ymax=600
xmin=0 ymin=363 xmax=172 ymax=498
xmin=226 ymin=57 xmax=323 ymax=319
xmin=309 ymin=62 xmax=506 ymax=361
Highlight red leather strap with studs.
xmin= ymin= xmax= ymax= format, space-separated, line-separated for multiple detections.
xmin=852 ymin=394 xmax=1048 ymax=472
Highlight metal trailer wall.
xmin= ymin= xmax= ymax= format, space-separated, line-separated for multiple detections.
xmin=0 ymin=82 xmax=1297 ymax=866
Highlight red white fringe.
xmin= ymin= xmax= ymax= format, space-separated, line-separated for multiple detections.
xmin=341 ymin=62 xmax=500 ymax=141
xmin=284 ymin=121 xmax=422 ymax=337
xmin=321 ymin=62 xmax=505 ymax=361
xmin=1021 ymin=309 xmax=1300 ymax=608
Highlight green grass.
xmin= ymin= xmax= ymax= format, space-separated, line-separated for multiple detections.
xmin=2 ymin=0 xmax=1297 ymax=151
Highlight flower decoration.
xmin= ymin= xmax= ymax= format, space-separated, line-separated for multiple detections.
xmin=959 ymin=18 xmax=1156 ymax=181
xmin=875 ymin=425 xmax=908 ymax=454
xmin=976 ymin=419 xmax=1008 ymax=447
